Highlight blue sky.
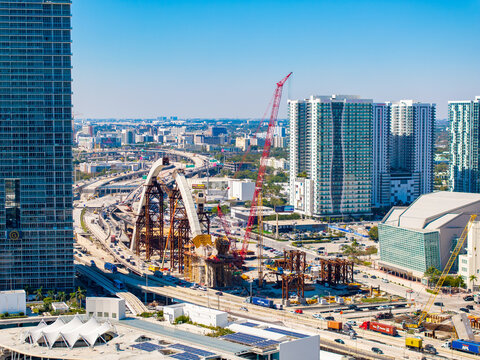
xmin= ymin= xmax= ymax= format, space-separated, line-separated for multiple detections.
xmin=72 ymin=0 xmax=480 ymax=119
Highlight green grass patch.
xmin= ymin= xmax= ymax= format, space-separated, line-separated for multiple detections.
xmin=360 ymin=297 xmax=388 ymax=303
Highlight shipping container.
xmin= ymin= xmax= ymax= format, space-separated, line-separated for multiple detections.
xmin=405 ymin=337 xmax=422 ymax=350
xmin=251 ymin=297 xmax=274 ymax=308
xmin=327 ymin=321 xmax=343 ymax=331
xmin=360 ymin=321 xmax=397 ymax=336
xmin=451 ymin=339 xmax=480 ymax=355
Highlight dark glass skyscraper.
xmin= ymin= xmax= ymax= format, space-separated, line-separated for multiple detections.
xmin=0 ymin=0 xmax=73 ymax=290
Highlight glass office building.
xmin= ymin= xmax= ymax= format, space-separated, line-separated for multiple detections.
xmin=0 ymin=1 xmax=74 ymax=290
xmin=378 ymin=224 xmax=440 ymax=274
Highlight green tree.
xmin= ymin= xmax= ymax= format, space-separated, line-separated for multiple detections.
xmin=69 ymin=291 xmax=77 ymax=304
xmin=58 ymin=291 xmax=67 ymax=302
xmin=35 ymin=287 xmax=43 ymax=301
xmin=470 ymin=275 xmax=478 ymax=290
xmin=47 ymin=290 xmax=55 ymax=300
xmin=76 ymin=287 xmax=86 ymax=306
xmin=368 ymin=226 xmax=378 ymax=241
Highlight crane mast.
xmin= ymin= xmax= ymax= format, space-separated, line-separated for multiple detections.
xmin=241 ymin=72 xmax=292 ymax=257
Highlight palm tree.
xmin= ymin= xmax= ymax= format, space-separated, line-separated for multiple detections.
xmin=69 ymin=291 xmax=77 ymax=304
xmin=470 ymin=275 xmax=478 ymax=291
xmin=58 ymin=291 xmax=67 ymax=302
xmin=47 ymin=290 xmax=55 ymax=300
xmin=35 ymin=287 xmax=43 ymax=301
xmin=76 ymin=287 xmax=86 ymax=307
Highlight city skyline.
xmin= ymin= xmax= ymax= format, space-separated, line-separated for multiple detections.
xmin=72 ymin=0 xmax=480 ymax=119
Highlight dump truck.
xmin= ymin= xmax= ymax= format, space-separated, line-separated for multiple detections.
xmin=360 ymin=321 xmax=397 ymax=336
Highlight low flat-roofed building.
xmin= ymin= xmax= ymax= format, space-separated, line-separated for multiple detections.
xmin=231 ymin=206 xmax=275 ymax=223
xmin=86 ymin=297 xmax=126 ymax=320
xmin=263 ymin=219 xmax=327 ymax=234
xmin=379 ymin=191 xmax=480 ymax=280
xmin=0 ymin=290 xmax=26 ymax=314
xmin=51 ymin=302 xmax=69 ymax=313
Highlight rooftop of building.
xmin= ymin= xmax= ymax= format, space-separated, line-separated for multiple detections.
xmin=263 ymin=219 xmax=325 ymax=226
xmin=0 ymin=317 xmax=249 ymax=360
xmin=382 ymin=191 xmax=480 ymax=230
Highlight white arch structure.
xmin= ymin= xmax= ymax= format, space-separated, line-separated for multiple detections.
xmin=130 ymin=157 xmax=211 ymax=252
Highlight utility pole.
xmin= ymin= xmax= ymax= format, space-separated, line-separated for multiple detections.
xmin=276 ymin=211 xmax=279 ymax=239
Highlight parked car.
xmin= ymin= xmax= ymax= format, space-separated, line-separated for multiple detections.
xmin=215 ymin=291 xmax=223 ymax=296
xmin=371 ymin=347 xmax=383 ymax=354
xmin=371 ymin=275 xmax=377 ymax=279
xmin=434 ymin=301 xmax=444 ymax=307
xmin=325 ymin=316 xmax=335 ymax=321
xmin=295 ymin=309 xmax=303 ymax=314
xmin=313 ymin=314 xmax=325 ymax=320
xmin=362 ymin=275 xmax=368 ymax=278
xmin=460 ymin=307 xmax=470 ymax=313
xmin=334 ymin=339 xmax=345 ymax=344
xmin=464 ymin=295 xmax=474 ymax=301
xmin=467 ymin=304 xmax=474 ymax=310
xmin=382 ymin=278 xmax=389 ymax=283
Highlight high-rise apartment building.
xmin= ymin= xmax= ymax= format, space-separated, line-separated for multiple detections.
xmin=372 ymin=103 xmax=391 ymax=208
xmin=0 ymin=1 xmax=74 ymax=290
xmin=289 ymin=95 xmax=372 ymax=217
xmin=388 ymin=100 xmax=435 ymax=205
xmin=449 ymin=97 xmax=480 ymax=193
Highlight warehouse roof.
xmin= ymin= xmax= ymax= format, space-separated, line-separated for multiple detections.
xmin=383 ymin=191 xmax=480 ymax=230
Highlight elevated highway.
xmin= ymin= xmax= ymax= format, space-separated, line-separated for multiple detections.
xmin=75 ymin=263 xmax=148 ymax=315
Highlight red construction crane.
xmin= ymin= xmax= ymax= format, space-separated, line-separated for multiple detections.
xmin=240 ymin=72 xmax=292 ymax=257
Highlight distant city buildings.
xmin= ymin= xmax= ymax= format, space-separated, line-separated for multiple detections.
xmin=449 ymin=96 xmax=480 ymax=193
xmin=289 ymin=95 xmax=373 ymax=217
xmin=0 ymin=1 xmax=74 ymax=290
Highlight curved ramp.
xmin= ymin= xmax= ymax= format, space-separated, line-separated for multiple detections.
xmin=130 ymin=158 xmax=211 ymax=252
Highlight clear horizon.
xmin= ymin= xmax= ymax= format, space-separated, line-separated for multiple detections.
xmin=72 ymin=0 xmax=480 ymax=119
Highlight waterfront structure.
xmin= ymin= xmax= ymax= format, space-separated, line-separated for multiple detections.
xmin=0 ymin=1 xmax=74 ymax=290
xmin=379 ymin=192 xmax=480 ymax=280
xmin=449 ymin=97 xmax=480 ymax=193
xmin=289 ymin=95 xmax=373 ymax=217
xmin=389 ymin=100 xmax=435 ymax=204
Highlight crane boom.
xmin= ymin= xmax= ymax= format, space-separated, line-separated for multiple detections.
xmin=416 ymin=214 xmax=477 ymax=327
xmin=241 ymin=72 xmax=292 ymax=256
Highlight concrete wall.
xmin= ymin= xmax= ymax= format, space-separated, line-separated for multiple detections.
xmin=86 ymin=297 xmax=126 ymax=320
xmin=0 ymin=290 xmax=26 ymax=314
xmin=279 ymin=335 xmax=320 ymax=360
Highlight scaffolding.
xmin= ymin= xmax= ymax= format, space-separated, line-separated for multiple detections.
xmin=280 ymin=250 xmax=306 ymax=301
xmin=318 ymin=258 xmax=354 ymax=285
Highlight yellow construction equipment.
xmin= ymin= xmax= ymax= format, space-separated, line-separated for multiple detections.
xmin=415 ymin=214 xmax=477 ymax=328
